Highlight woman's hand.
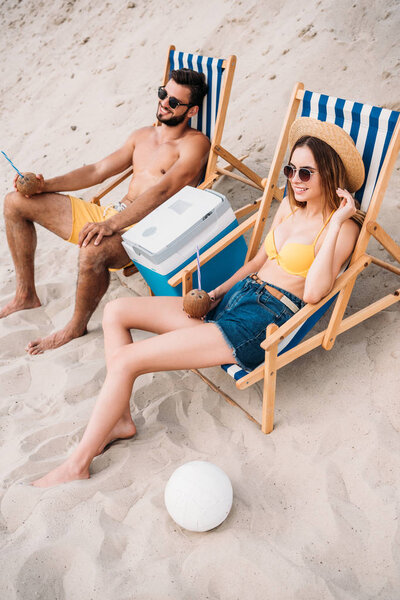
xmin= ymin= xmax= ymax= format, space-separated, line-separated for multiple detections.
xmin=208 ymin=288 xmax=224 ymax=311
xmin=183 ymin=288 xmax=223 ymax=320
xmin=331 ymin=188 xmax=357 ymax=227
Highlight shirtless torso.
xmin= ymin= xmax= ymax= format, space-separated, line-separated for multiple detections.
xmin=77 ymin=122 xmax=210 ymax=246
xmin=126 ymin=125 xmax=205 ymax=201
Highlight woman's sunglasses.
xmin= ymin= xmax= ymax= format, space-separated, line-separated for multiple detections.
xmin=283 ymin=164 xmax=319 ymax=183
xmin=158 ymin=86 xmax=191 ymax=110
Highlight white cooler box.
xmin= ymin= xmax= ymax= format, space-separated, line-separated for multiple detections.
xmin=121 ymin=186 xmax=247 ymax=296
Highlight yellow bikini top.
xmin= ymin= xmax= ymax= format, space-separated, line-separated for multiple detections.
xmin=264 ymin=208 xmax=334 ymax=278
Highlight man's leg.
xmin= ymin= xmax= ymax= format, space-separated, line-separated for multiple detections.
xmin=26 ymin=233 xmax=131 ymax=354
xmin=1 ymin=190 xmax=73 ymax=318
xmin=2 ymin=190 xmax=131 ymax=354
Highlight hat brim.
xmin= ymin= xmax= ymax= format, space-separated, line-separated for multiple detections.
xmin=289 ymin=117 xmax=365 ymax=193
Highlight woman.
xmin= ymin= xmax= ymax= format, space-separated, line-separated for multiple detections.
xmin=33 ymin=117 xmax=365 ymax=487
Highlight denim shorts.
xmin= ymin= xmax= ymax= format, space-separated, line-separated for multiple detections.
xmin=205 ymin=275 xmax=305 ymax=371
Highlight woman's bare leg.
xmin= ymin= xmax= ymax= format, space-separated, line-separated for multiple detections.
xmin=102 ymin=295 xmax=201 ymax=365
xmin=32 ymin=320 xmax=234 ymax=487
xmin=97 ymin=296 xmax=204 ymax=448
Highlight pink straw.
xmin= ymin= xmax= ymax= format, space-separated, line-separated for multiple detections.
xmin=196 ymin=245 xmax=201 ymax=290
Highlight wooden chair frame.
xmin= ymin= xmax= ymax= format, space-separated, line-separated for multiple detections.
xmin=168 ymin=82 xmax=400 ymax=433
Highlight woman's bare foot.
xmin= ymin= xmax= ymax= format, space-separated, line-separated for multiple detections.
xmin=32 ymin=459 xmax=90 ymax=488
xmin=25 ymin=324 xmax=88 ymax=354
xmin=96 ymin=417 xmax=137 ymax=455
xmin=31 ymin=417 xmax=136 ymax=487
xmin=0 ymin=293 xmax=41 ymax=318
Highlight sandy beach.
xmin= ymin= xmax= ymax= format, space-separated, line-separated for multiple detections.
xmin=0 ymin=0 xmax=399 ymax=598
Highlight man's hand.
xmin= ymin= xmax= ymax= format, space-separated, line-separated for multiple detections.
xmin=78 ymin=221 xmax=116 ymax=247
xmin=13 ymin=173 xmax=45 ymax=197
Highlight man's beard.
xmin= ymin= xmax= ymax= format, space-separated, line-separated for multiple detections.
xmin=156 ymin=106 xmax=189 ymax=127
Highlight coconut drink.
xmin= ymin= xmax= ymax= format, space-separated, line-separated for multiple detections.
xmin=183 ymin=288 xmax=212 ymax=319
xmin=183 ymin=246 xmax=212 ymax=319
xmin=1 ymin=152 xmax=40 ymax=197
xmin=16 ymin=172 xmax=40 ymax=196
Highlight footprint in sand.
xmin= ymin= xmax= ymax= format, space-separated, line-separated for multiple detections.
xmin=0 ymin=329 xmax=42 ymax=358
xmin=0 ymin=363 xmax=31 ymax=396
xmin=15 ymin=548 xmax=74 ymax=597
xmin=20 ymin=423 xmax=83 ymax=455
xmin=63 ymin=364 xmax=106 ymax=405
xmin=26 ymin=430 xmax=84 ymax=462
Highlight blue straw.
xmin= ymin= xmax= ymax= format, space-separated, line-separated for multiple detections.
xmin=196 ymin=245 xmax=201 ymax=290
xmin=1 ymin=151 xmax=24 ymax=178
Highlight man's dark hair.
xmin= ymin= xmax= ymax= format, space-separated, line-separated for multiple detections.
xmin=170 ymin=68 xmax=208 ymax=107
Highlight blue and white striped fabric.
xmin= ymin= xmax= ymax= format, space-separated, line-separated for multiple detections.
xmin=222 ymin=91 xmax=399 ymax=383
xmin=168 ymin=49 xmax=225 ymax=141
xmin=221 ymin=362 xmax=249 ymax=381
xmin=300 ymin=91 xmax=399 ymax=210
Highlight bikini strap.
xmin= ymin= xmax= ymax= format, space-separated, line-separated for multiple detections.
xmin=312 ymin=210 xmax=335 ymax=246
xmin=272 ymin=207 xmax=298 ymax=231
xmin=285 ymin=207 xmax=298 ymax=220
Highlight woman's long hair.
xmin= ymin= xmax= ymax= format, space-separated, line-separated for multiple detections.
xmin=287 ymin=136 xmax=364 ymax=226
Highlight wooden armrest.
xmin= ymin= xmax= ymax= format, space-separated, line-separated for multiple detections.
xmin=198 ymin=174 xmax=219 ymax=190
xmin=198 ymin=154 xmax=250 ymax=191
xmin=213 ymin=144 xmax=264 ymax=189
xmin=90 ymin=167 xmax=133 ymax=205
xmin=216 ymin=167 xmax=264 ymax=191
xmin=235 ymin=197 xmax=262 ymax=219
xmin=261 ymin=254 xmax=372 ymax=350
xmin=168 ymin=212 xmax=258 ymax=287
xmin=367 ymin=220 xmax=400 ymax=263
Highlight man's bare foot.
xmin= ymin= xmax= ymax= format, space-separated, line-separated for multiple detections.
xmin=25 ymin=324 xmax=88 ymax=354
xmin=32 ymin=459 xmax=90 ymax=488
xmin=0 ymin=294 xmax=41 ymax=318
xmin=96 ymin=417 xmax=137 ymax=455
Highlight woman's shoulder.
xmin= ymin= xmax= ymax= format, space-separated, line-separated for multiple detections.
xmin=268 ymin=197 xmax=298 ymax=231
xmin=276 ymin=196 xmax=295 ymax=221
xmin=340 ymin=216 xmax=360 ymax=238
xmin=330 ymin=217 xmax=360 ymax=264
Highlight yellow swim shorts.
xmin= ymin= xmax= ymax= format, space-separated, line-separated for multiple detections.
xmin=68 ymin=195 xmax=133 ymax=270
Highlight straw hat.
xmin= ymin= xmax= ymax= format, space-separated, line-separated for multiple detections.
xmin=289 ymin=117 xmax=365 ymax=192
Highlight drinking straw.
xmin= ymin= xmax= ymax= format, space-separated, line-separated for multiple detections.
xmin=196 ymin=245 xmax=201 ymax=290
xmin=1 ymin=151 xmax=24 ymax=178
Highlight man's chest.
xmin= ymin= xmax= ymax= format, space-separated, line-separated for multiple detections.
xmin=132 ymin=137 xmax=180 ymax=174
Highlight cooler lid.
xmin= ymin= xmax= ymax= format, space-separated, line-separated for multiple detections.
xmin=123 ymin=186 xmax=226 ymax=258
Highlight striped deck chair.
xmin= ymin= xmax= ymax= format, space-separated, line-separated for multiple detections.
xmin=167 ymin=47 xmax=263 ymax=192
xmin=90 ymin=44 xmax=263 ymax=212
xmin=169 ymin=81 xmax=400 ymax=433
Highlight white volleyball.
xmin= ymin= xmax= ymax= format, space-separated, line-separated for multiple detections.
xmin=164 ymin=461 xmax=233 ymax=532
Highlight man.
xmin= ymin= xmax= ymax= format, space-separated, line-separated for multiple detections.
xmin=2 ymin=68 xmax=210 ymax=354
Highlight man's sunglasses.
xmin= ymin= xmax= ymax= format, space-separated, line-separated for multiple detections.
xmin=158 ymin=86 xmax=191 ymax=110
xmin=283 ymin=164 xmax=319 ymax=183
